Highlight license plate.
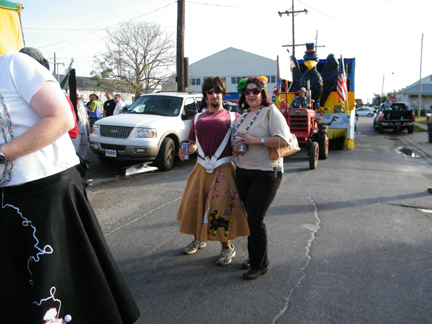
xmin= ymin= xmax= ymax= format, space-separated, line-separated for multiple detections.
xmin=395 ymin=122 xmax=401 ymax=126
xmin=105 ymin=149 xmax=117 ymax=157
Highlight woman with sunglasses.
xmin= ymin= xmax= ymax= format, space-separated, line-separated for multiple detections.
xmin=233 ymin=76 xmax=294 ymax=280
xmin=177 ymin=76 xmax=249 ymax=266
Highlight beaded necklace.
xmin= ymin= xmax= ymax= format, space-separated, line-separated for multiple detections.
xmin=0 ymin=92 xmax=15 ymax=185
xmin=232 ymin=106 xmax=262 ymax=155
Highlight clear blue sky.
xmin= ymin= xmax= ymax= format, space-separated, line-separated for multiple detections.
xmin=20 ymin=0 xmax=431 ymax=103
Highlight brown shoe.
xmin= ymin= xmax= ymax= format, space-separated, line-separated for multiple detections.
xmin=241 ymin=259 xmax=250 ymax=270
xmin=243 ymin=267 xmax=269 ymax=280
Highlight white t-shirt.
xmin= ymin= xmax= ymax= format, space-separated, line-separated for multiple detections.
xmin=113 ymin=100 xmax=124 ymax=115
xmin=234 ymin=105 xmax=293 ymax=171
xmin=0 ymin=52 xmax=79 ymax=186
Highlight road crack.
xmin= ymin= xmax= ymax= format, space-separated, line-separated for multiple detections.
xmin=272 ymin=197 xmax=321 ymax=323
xmin=103 ymin=196 xmax=183 ymax=237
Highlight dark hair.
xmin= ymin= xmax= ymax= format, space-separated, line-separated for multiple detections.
xmin=199 ymin=96 xmax=207 ymax=111
xmin=19 ymin=47 xmax=50 ymax=70
xmin=238 ymin=77 xmax=271 ymax=111
xmin=202 ymin=76 xmax=227 ymax=98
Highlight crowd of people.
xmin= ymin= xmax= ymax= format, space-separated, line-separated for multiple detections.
xmin=0 ymin=46 xmax=297 ymax=322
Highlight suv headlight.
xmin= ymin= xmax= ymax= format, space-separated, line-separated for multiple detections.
xmin=92 ymin=124 xmax=99 ymax=135
xmin=135 ymin=128 xmax=157 ymax=138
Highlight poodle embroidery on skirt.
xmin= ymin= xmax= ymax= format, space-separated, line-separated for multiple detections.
xmin=208 ymin=210 xmax=233 ymax=236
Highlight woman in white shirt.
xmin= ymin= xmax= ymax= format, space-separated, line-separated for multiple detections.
xmin=233 ymin=76 xmax=294 ymax=280
xmin=0 ymin=51 xmax=140 ymax=323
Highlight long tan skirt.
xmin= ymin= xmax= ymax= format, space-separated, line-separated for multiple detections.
xmin=177 ymin=163 xmax=249 ymax=242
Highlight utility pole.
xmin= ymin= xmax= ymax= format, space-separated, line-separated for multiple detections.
xmin=176 ymin=0 xmax=185 ymax=92
xmin=417 ymin=32 xmax=424 ymax=117
xmin=278 ymin=0 xmax=307 ymax=57
xmin=51 ymin=53 xmax=64 ymax=82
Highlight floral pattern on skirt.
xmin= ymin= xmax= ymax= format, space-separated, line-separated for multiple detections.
xmin=177 ymin=163 xmax=249 ymax=242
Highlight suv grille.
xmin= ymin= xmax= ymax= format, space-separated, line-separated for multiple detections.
xmin=100 ymin=125 xmax=134 ymax=138
xmin=101 ymin=144 xmax=126 ymax=150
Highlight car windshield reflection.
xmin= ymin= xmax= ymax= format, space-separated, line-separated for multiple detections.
xmin=125 ymin=96 xmax=183 ymax=117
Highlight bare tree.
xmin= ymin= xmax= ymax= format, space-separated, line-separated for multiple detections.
xmin=92 ymin=22 xmax=175 ymax=100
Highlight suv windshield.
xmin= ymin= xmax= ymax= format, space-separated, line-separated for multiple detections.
xmin=125 ymin=96 xmax=183 ymax=116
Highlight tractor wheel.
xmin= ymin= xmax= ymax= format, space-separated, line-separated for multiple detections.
xmin=309 ymin=142 xmax=319 ymax=170
xmin=317 ymin=124 xmax=329 ymax=160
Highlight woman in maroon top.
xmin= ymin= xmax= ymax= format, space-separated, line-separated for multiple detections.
xmin=177 ymin=76 xmax=249 ymax=266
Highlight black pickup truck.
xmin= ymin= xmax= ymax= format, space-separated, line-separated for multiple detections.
xmin=373 ymin=102 xmax=415 ymax=134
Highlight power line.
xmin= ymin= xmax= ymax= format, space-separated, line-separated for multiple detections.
xmin=296 ymin=0 xmax=384 ymax=41
xmin=34 ymin=2 xmax=176 ymax=50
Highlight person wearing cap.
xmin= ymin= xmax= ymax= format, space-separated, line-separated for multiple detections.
xmin=87 ymin=92 xmax=103 ymax=128
xmin=290 ymin=87 xmax=308 ymax=108
xmin=73 ymin=94 xmax=91 ymax=162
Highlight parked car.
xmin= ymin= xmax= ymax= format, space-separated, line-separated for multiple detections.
xmin=356 ymin=107 xmax=375 ymax=117
xmin=89 ymin=92 xmax=202 ymax=171
xmin=223 ymin=101 xmax=241 ymax=113
xmin=373 ymin=102 xmax=415 ymax=134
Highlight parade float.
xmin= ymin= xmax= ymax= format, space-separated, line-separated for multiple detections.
xmin=275 ymin=43 xmax=356 ymax=150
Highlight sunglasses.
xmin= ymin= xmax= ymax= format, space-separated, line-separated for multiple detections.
xmin=206 ymin=89 xmax=222 ymax=95
xmin=245 ymin=88 xmax=261 ymax=96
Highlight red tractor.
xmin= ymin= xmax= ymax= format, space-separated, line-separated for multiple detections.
xmin=287 ymin=108 xmax=329 ymax=169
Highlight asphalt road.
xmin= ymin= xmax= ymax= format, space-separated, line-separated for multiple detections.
xmin=85 ymin=117 xmax=432 ymax=324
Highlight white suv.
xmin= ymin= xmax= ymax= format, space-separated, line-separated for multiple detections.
xmin=89 ymin=92 xmax=202 ymax=171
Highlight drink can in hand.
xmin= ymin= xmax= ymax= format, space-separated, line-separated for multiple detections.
xmin=182 ymin=143 xmax=189 ymax=160
xmin=237 ymin=136 xmax=247 ymax=154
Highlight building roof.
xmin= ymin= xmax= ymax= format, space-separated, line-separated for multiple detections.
xmin=59 ymin=74 xmax=135 ymax=94
xmin=398 ymin=74 xmax=432 ymax=95
xmin=190 ymin=47 xmax=276 ymax=77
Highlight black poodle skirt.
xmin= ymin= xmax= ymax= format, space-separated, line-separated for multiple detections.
xmin=0 ymin=166 xmax=140 ymax=323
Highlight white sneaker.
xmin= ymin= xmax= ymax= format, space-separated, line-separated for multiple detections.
xmin=183 ymin=239 xmax=206 ymax=255
xmin=216 ymin=244 xmax=236 ymax=265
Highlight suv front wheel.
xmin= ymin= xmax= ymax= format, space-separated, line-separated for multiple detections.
xmin=156 ymin=137 xmax=175 ymax=171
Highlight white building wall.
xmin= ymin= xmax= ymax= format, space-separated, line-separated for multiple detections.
xmin=187 ymin=47 xmax=278 ymax=97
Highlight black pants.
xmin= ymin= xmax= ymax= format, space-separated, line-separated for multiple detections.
xmin=236 ymin=167 xmax=282 ymax=270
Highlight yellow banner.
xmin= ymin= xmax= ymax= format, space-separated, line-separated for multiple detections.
xmin=0 ymin=3 xmax=24 ymax=55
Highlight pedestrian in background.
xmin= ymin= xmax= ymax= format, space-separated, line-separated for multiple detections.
xmin=177 ymin=76 xmax=249 ymax=266
xmin=104 ymin=91 xmax=116 ymax=117
xmin=73 ymin=94 xmax=91 ymax=162
xmin=233 ymin=76 xmax=295 ymax=280
xmin=0 ymin=51 xmax=140 ymax=323
xmin=113 ymin=93 xmax=124 ymax=115
xmin=384 ymin=96 xmax=392 ymax=109
xmin=87 ymin=92 xmax=103 ymax=128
